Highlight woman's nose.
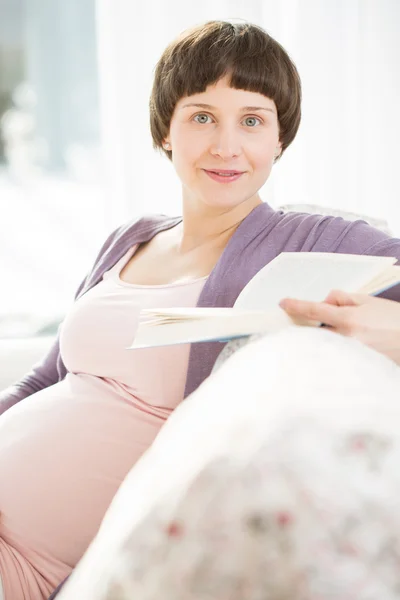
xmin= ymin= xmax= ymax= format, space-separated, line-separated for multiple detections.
xmin=209 ymin=127 xmax=242 ymax=160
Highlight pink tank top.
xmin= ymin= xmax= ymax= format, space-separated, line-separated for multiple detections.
xmin=0 ymin=246 xmax=207 ymax=600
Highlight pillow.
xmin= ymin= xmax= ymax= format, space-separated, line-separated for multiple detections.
xmin=57 ymin=327 xmax=400 ymax=600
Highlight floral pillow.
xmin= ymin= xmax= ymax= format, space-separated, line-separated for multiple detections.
xmin=57 ymin=327 xmax=400 ymax=600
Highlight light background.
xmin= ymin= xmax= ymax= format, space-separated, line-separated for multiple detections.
xmin=0 ymin=0 xmax=399 ymax=330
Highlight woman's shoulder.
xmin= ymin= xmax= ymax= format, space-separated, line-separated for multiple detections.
xmin=240 ymin=204 xmax=398 ymax=260
xmin=77 ymin=214 xmax=183 ymax=296
xmin=114 ymin=213 xmax=182 ymax=240
xmin=108 ymin=214 xmax=182 ymax=245
xmin=266 ymin=206 xmax=398 ymax=255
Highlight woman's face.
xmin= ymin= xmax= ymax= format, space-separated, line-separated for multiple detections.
xmin=165 ymin=76 xmax=281 ymax=211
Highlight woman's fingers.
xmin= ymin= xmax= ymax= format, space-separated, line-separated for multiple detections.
xmin=280 ymin=294 xmax=400 ymax=365
xmin=323 ymin=289 xmax=358 ymax=307
xmin=279 ymin=297 xmax=347 ymax=328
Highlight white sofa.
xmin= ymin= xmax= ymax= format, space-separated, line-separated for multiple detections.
xmin=0 ymin=336 xmax=55 ymax=391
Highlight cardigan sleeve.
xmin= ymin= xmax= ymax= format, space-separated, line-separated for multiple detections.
xmin=0 ymin=332 xmax=64 ymax=415
xmin=0 ymin=227 xmax=121 ymax=416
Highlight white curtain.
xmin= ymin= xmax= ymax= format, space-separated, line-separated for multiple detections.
xmin=95 ymin=0 xmax=400 ymax=235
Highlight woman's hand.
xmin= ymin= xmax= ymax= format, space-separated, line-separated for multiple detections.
xmin=280 ymin=291 xmax=400 ymax=366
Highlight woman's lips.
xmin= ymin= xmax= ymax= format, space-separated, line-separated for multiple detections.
xmin=203 ymin=169 xmax=245 ymax=183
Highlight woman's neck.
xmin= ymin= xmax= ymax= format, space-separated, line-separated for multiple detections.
xmin=178 ymin=195 xmax=262 ymax=253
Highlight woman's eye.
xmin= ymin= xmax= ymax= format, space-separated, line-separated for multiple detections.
xmin=193 ymin=113 xmax=212 ymax=124
xmin=243 ymin=116 xmax=262 ymax=127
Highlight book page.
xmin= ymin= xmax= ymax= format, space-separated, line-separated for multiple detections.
xmin=128 ymin=253 xmax=398 ymax=349
xmin=130 ymin=308 xmax=295 ymax=348
xmin=358 ymin=265 xmax=400 ymax=296
xmin=235 ymin=253 xmax=396 ymax=310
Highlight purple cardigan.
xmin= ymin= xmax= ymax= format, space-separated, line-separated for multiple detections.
xmin=1 ymin=203 xmax=400 ymax=415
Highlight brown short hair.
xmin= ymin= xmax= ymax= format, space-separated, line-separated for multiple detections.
xmin=150 ymin=21 xmax=302 ymax=161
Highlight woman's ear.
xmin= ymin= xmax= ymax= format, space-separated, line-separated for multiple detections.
xmin=274 ymin=142 xmax=282 ymax=160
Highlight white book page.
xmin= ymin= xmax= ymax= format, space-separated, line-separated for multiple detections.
xmin=235 ymin=253 xmax=396 ymax=310
xmin=130 ymin=308 xmax=294 ymax=348
xmin=359 ymin=265 xmax=400 ymax=295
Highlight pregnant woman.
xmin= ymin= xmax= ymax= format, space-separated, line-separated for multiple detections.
xmin=1 ymin=20 xmax=399 ymax=600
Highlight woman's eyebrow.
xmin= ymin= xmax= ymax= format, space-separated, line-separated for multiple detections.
xmin=180 ymin=103 xmax=216 ymax=110
xmin=242 ymin=105 xmax=276 ymax=114
xmin=180 ymin=102 xmax=275 ymax=114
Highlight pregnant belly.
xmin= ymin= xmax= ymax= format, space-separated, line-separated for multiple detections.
xmin=0 ymin=375 xmax=164 ymax=568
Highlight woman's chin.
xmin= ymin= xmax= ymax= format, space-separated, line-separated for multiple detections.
xmin=199 ymin=197 xmax=248 ymax=211
xmin=199 ymin=192 xmax=261 ymax=212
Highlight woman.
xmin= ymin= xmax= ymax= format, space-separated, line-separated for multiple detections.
xmin=0 ymin=20 xmax=399 ymax=600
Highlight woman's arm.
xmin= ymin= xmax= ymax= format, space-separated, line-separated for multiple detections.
xmin=0 ymin=334 xmax=63 ymax=415
xmin=0 ymin=227 xmax=121 ymax=416
xmin=280 ymin=291 xmax=400 ymax=365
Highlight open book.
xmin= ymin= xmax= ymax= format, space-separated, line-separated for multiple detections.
xmin=129 ymin=252 xmax=400 ymax=348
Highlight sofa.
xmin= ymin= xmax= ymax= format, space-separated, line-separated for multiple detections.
xmin=0 ymin=336 xmax=55 ymax=391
